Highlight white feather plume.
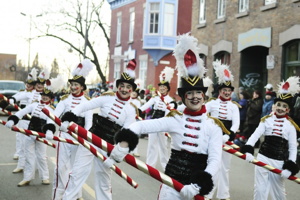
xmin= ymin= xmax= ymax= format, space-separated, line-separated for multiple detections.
xmin=159 ymin=66 xmax=175 ymax=83
xmin=72 ymin=59 xmax=94 ymax=78
xmin=277 ymin=76 xmax=300 ymax=96
xmin=203 ymin=76 xmax=214 ymax=97
xmin=27 ymin=68 xmax=38 ymax=81
xmin=46 ymin=74 xmax=66 ymax=94
xmin=38 ymin=67 xmax=50 ymax=80
xmin=173 ymin=33 xmax=206 ymax=78
xmin=213 ymin=60 xmax=234 ymax=84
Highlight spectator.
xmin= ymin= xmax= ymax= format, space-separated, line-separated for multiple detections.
xmin=261 ymin=91 xmax=275 ymax=117
xmin=244 ymin=90 xmax=263 ymax=147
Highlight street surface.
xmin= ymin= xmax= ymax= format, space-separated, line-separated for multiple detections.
xmin=0 ymin=115 xmax=299 ymax=200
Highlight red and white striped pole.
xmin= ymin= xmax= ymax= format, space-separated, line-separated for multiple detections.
xmin=0 ymin=94 xmax=31 ymax=119
xmin=0 ymin=119 xmax=56 ymax=148
xmin=41 ymin=108 xmax=138 ymax=189
xmin=222 ymin=145 xmax=300 ymax=184
xmin=42 ymin=108 xmax=204 ymax=200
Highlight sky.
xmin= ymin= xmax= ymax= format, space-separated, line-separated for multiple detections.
xmin=0 ymin=0 xmax=111 ymax=84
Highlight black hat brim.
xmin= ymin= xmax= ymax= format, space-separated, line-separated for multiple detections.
xmin=116 ymin=79 xmax=137 ymax=90
xmin=178 ymin=87 xmax=208 ymax=98
xmin=68 ymin=79 xmax=87 ymax=91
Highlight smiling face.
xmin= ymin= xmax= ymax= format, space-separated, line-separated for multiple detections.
xmin=117 ymin=82 xmax=133 ymax=99
xmin=158 ymin=85 xmax=168 ymax=95
xmin=70 ymin=82 xmax=83 ymax=96
xmin=35 ymin=83 xmax=44 ymax=92
xmin=184 ymin=90 xmax=205 ymax=111
xmin=26 ymin=83 xmax=34 ymax=91
xmin=274 ymin=101 xmax=290 ymax=116
xmin=219 ymin=87 xmax=232 ymax=100
xmin=41 ymin=95 xmax=51 ymax=103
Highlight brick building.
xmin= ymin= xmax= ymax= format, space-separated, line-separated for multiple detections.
xmin=107 ymin=0 xmax=193 ymax=100
xmin=191 ymin=0 xmax=300 ymax=95
xmin=0 ymin=53 xmax=17 ymax=80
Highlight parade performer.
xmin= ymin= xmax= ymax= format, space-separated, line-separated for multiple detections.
xmin=138 ymin=66 xmax=175 ymax=170
xmin=60 ymin=59 xmax=138 ymax=200
xmin=51 ymin=59 xmax=93 ymax=200
xmin=241 ymin=76 xmax=300 ymax=200
xmin=205 ymin=60 xmax=240 ymax=200
xmin=6 ymin=68 xmax=37 ymax=174
xmin=5 ymin=72 xmax=62 ymax=187
xmin=105 ymin=33 xmax=223 ymax=200
xmin=130 ymin=87 xmax=142 ymax=157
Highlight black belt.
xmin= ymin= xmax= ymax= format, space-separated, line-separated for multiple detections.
xmin=165 ymin=149 xmax=208 ymax=185
xmin=89 ymin=114 xmax=122 ymax=144
xmin=259 ymin=136 xmax=288 ymax=161
xmin=220 ymin=119 xmax=232 ymax=135
xmin=152 ymin=109 xmax=165 ymax=119
xmin=28 ymin=116 xmax=46 ymax=132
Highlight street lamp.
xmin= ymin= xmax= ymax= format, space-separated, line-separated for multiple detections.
xmin=20 ymin=12 xmax=42 ymax=72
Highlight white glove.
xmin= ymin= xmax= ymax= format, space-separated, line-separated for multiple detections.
xmin=281 ymin=169 xmax=292 ymax=179
xmin=103 ymin=157 xmax=116 ymax=169
xmin=5 ymin=120 xmax=14 ymax=129
xmin=222 ymin=134 xmax=230 ymax=144
xmin=9 ymin=99 xmax=14 ymax=105
xmin=180 ymin=184 xmax=200 ymax=200
xmin=45 ymin=130 xmax=54 ymax=140
xmin=59 ymin=121 xmax=69 ymax=132
xmin=110 ymin=143 xmax=129 ymax=163
xmin=245 ymin=153 xmax=255 ymax=162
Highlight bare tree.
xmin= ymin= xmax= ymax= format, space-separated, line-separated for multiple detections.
xmin=37 ymin=0 xmax=110 ymax=83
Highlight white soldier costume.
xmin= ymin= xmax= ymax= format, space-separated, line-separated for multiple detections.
xmin=52 ymin=93 xmax=92 ymax=200
xmin=241 ymin=76 xmax=300 ymax=200
xmin=62 ymin=59 xmax=138 ymax=200
xmin=205 ymin=61 xmax=239 ymax=200
xmin=139 ymin=66 xmax=175 ymax=170
xmin=9 ymin=68 xmax=38 ymax=171
xmin=50 ymin=59 xmax=94 ymax=200
xmin=107 ymin=34 xmax=223 ymax=200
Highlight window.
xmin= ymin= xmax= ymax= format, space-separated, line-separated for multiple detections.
xmin=139 ymin=59 xmax=148 ymax=89
xmin=217 ymin=0 xmax=226 ymax=19
xmin=114 ymin=62 xmax=121 ymax=79
xmin=116 ymin=14 xmax=122 ymax=44
xmin=149 ymin=3 xmax=160 ymax=34
xmin=239 ymin=0 xmax=249 ymax=13
xmin=284 ymin=40 xmax=300 ymax=78
xmin=163 ymin=3 xmax=174 ymax=36
xmin=129 ymin=10 xmax=135 ymax=42
xmin=265 ymin=0 xmax=276 ymax=5
xmin=199 ymin=0 xmax=206 ymax=23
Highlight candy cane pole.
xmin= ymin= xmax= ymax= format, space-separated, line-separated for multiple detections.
xmin=41 ymin=108 xmax=138 ymax=189
xmin=0 ymin=119 xmax=56 ymax=148
xmin=10 ymin=125 xmax=79 ymax=145
xmin=222 ymin=145 xmax=300 ymax=184
xmin=0 ymin=94 xmax=31 ymax=119
xmin=41 ymin=108 xmax=204 ymax=200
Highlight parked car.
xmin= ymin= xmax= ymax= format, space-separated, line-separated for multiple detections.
xmin=0 ymin=80 xmax=26 ymax=111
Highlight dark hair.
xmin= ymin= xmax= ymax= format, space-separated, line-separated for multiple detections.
xmin=240 ymin=91 xmax=250 ymax=99
xmin=253 ymin=90 xmax=262 ymax=98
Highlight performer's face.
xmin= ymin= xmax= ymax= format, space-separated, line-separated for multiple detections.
xmin=41 ymin=95 xmax=51 ymax=103
xmin=159 ymin=85 xmax=168 ymax=95
xmin=184 ymin=90 xmax=205 ymax=111
xmin=130 ymin=91 xmax=138 ymax=98
xmin=117 ymin=82 xmax=133 ymax=99
xmin=219 ymin=87 xmax=232 ymax=100
xmin=274 ymin=101 xmax=290 ymax=116
xmin=26 ymin=83 xmax=34 ymax=91
xmin=70 ymin=82 xmax=83 ymax=95
xmin=35 ymin=83 xmax=44 ymax=91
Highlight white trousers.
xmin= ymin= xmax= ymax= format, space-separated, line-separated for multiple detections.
xmin=254 ymin=154 xmax=286 ymax=200
xmin=23 ymin=135 xmax=49 ymax=181
xmin=52 ymin=132 xmax=81 ymax=200
xmin=62 ymin=144 xmax=112 ymax=200
xmin=206 ymin=151 xmax=232 ymax=199
xmin=158 ymin=184 xmax=183 ymax=200
xmin=15 ymin=120 xmax=30 ymax=169
xmin=146 ymin=132 xmax=169 ymax=170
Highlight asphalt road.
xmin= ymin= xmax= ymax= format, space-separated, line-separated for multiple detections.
xmin=0 ymin=115 xmax=299 ymax=200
